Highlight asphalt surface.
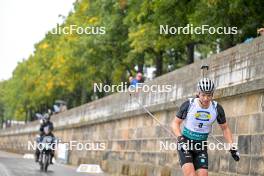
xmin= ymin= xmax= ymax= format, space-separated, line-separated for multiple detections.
xmin=0 ymin=151 xmax=107 ymax=176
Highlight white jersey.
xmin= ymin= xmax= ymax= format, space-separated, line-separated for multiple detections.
xmin=176 ymin=98 xmax=226 ymax=141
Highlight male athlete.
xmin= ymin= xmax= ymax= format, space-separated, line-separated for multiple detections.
xmin=172 ymin=78 xmax=240 ymax=176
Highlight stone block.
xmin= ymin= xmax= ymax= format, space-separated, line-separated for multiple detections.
xmin=121 ymin=164 xmax=130 ymax=175
xmin=127 ymin=140 xmax=141 ymax=151
xmin=113 ymin=141 xmax=126 ymax=151
xmin=135 ymin=164 xmax=148 ymax=175
xmin=219 ymin=155 xmax=229 ymax=173
xmin=228 ymin=155 xmax=237 ymax=173
xmin=226 ymin=117 xmax=237 ymax=134
xmin=236 ymin=115 xmax=250 ymax=134
xmin=170 ymin=168 xmax=183 ymax=176
xmin=136 ymin=128 xmax=143 ymax=138
xmin=160 ymin=166 xmax=171 ymax=176
xmin=251 ymin=134 xmax=264 ymax=155
xmin=249 ymin=156 xmax=264 ymax=175
xmin=107 ymin=141 xmax=112 ymax=150
xmin=146 ymin=140 xmax=157 ymax=152
xmin=121 ymin=129 xmax=129 ymax=140
xmin=140 ymin=140 xmax=148 ymax=151
xmin=128 ymin=128 xmax=136 ymax=139
xmin=250 ymin=113 xmax=264 ymax=134
xmin=208 ymin=153 xmax=220 ymax=172
xmin=146 ymin=165 xmax=156 ymax=176
xmin=124 ymin=151 xmax=135 ymax=161
xmin=237 ymin=155 xmax=250 ymax=175
xmin=102 ymin=151 xmax=111 ymax=160
xmin=238 ymin=135 xmax=251 ymax=154
xmin=141 ymin=152 xmax=157 ymax=164
xmin=158 ymin=153 xmax=169 ymax=166
xmin=156 ymin=125 xmax=170 ymax=138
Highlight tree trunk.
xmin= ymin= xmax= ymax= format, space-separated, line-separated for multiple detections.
xmin=29 ymin=108 xmax=34 ymax=121
xmin=81 ymin=83 xmax=87 ymax=104
xmin=126 ymin=66 xmax=133 ymax=76
xmin=137 ymin=53 xmax=144 ymax=73
xmin=0 ymin=116 xmax=3 ymax=128
xmin=25 ymin=109 xmax=28 ymax=123
xmin=155 ymin=51 xmax=163 ymax=77
xmin=187 ymin=43 xmax=195 ymax=64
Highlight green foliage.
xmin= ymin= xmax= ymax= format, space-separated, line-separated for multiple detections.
xmin=1 ymin=0 xmax=263 ymax=121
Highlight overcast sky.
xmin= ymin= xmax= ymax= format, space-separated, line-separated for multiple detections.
xmin=0 ymin=0 xmax=75 ymax=81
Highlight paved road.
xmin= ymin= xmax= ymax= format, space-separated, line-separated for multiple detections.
xmin=0 ymin=151 xmax=107 ymax=176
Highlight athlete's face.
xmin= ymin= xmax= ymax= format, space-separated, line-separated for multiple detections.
xmin=198 ymin=92 xmax=213 ymax=106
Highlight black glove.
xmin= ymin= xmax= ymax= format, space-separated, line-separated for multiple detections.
xmin=177 ymin=135 xmax=186 ymax=143
xmin=230 ymin=147 xmax=240 ymax=161
xmin=177 ymin=136 xmax=188 ymax=152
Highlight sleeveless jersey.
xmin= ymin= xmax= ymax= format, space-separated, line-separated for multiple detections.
xmin=176 ymin=98 xmax=226 ymax=140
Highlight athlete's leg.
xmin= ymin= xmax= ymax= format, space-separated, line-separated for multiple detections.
xmin=178 ymin=148 xmax=196 ymax=176
xmin=193 ymin=150 xmax=208 ymax=176
xmin=196 ymin=168 xmax=208 ymax=176
xmin=182 ymin=163 xmax=196 ymax=176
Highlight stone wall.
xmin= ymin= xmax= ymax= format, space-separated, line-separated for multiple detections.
xmin=1 ymin=36 xmax=264 ymax=176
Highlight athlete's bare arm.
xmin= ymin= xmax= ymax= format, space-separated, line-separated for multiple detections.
xmin=219 ymin=122 xmax=233 ymax=145
xmin=172 ymin=117 xmax=184 ymax=137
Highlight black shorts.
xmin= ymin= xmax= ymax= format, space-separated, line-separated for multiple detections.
xmin=177 ymin=137 xmax=208 ymax=170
